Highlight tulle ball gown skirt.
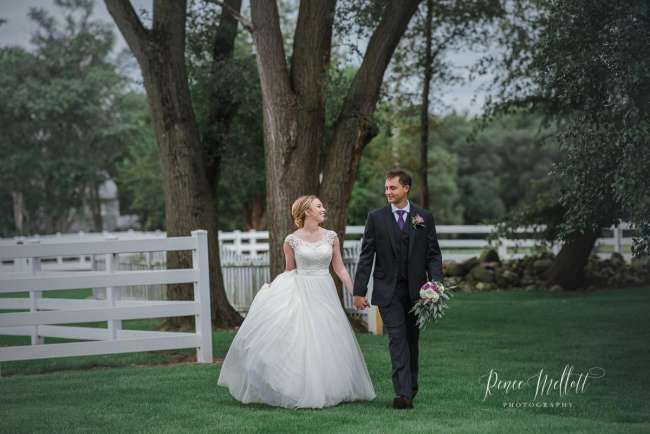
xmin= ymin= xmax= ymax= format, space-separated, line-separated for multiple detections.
xmin=217 ymin=269 xmax=376 ymax=409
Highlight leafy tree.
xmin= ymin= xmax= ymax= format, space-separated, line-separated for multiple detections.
xmin=114 ymin=94 xmax=164 ymax=231
xmin=388 ymin=0 xmax=504 ymax=209
xmin=487 ymin=0 xmax=650 ymax=287
xmin=350 ymin=108 xmax=558 ymax=226
xmin=0 ymin=0 xmax=136 ymax=235
xmin=186 ymin=4 xmax=266 ymax=230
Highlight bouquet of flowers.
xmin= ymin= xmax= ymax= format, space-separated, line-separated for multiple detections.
xmin=409 ymin=280 xmax=454 ymax=330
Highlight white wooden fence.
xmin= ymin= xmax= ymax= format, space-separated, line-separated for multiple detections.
xmin=0 ymin=230 xmax=213 ymax=364
xmin=217 ymin=223 xmax=635 ymax=260
xmin=0 ymin=223 xmax=636 ymax=326
xmin=2 ymin=223 xmax=634 ymax=268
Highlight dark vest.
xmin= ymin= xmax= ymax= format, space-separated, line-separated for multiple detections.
xmin=392 ymin=211 xmax=410 ymax=283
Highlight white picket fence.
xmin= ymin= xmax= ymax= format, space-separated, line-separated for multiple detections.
xmin=0 ymin=230 xmax=213 ymax=364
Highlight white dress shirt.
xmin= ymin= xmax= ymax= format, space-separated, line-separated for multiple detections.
xmin=390 ymin=200 xmax=410 ymax=223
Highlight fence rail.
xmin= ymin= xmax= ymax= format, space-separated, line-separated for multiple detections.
xmin=0 ymin=230 xmax=213 ymax=364
xmin=0 ymin=223 xmax=637 ymax=328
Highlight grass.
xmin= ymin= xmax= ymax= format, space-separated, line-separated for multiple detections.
xmin=1 ymin=286 xmax=649 ymax=433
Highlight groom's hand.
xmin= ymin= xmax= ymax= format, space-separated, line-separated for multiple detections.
xmin=353 ymin=296 xmax=369 ymax=310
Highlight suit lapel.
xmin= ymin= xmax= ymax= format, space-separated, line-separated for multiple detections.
xmin=382 ymin=206 xmax=399 ymax=258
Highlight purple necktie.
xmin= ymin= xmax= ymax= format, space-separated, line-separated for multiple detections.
xmin=396 ymin=210 xmax=406 ymax=230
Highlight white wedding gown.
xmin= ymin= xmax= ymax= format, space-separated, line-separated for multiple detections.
xmin=217 ymin=229 xmax=376 ymax=409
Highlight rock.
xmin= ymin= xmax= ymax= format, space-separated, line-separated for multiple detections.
xmin=482 ymin=261 xmax=500 ymax=270
xmin=461 ymin=257 xmax=480 ymax=274
xmin=444 ymin=261 xmax=466 ymax=277
xmin=460 ymin=281 xmax=475 ymax=292
xmin=494 ymin=268 xmax=508 ymax=288
xmin=521 ymin=275 xmax=536 ymax=286
xmin=549 ymin=284 xmax=563 ymax=292
xmin=494 ymin=267 xmax=518 ymax=288
xmin=631 ymin=256 xmax=650 ymax=270
xmin=630 ymin=259 xmax=646 ymax=272
xmin=479 ymin=248 xmax=501 ymax=264
xmin=533 ymin=259 xmax=553 ymax=275
xmin=600 ymin=266 xmax=614 ymax=277
xmin=475 ymin=282 xmax=496 ymax=291
xmin=468 ymin=265 xmax=495 ymax=283
xmin=630 ymin=274 xmax=646 ymax=285
xmin=502 ymin=270 xmax=520 ymax=285
xmin=607 ymin=276 xmax=623 ymax=287
xmin=610 ymin=252 xmax=626 ymax=267
xmin=538 ymin=250 xmax=556 ymax=260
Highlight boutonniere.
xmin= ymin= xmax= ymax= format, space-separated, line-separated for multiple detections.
xmin=410 ymin=214 xmax=426 ymax=229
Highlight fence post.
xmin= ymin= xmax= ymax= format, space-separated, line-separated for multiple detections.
xmin=105 ymin=235 xmax=121 ymax=340
xmin=192 ymin=230 xmax=213 ymax=363
xmin=613 ymin=224 xmax=623 ymax=254
xmin=497 ymin=237 xmax=508 ymax=260
xmin=27 ymin=240 xmax=44 ymax=345
xmin=233 ymin=229 xmax=242 ymax=255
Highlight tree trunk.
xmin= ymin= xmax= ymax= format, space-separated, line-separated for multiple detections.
xmin=106 ymin=0 xmax=242 ymax=329
xmin=199 ymin=0 xmax=246 ymax=327
xmin=251 ymin=0 xmax=336 ymax=278
xmin=202 ymin=0 xmax=242 ymax=190
xmin=250 ymin=0 xmax=421 ymax=295
xmin=11 ymin=191 xmax=25 ymax=234
xmin=543 ymin=229 xmax=599 ymax=290
xmin=419 ymin=0 xmax=433 ymax=209
xmin=319 ymin=0 xmax=423 ymax=301
xmin=244 ymin=192 xmax=266 ymax=230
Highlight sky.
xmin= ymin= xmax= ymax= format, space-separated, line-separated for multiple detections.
xmin=0 ymin=0 xmax=497 ymax=116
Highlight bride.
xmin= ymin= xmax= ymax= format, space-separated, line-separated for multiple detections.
xmin=217 ymin=195 xmax=376 ymax=409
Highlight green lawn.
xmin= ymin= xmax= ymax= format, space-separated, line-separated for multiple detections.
xmin=1 ymin=287 xmax=649 ymax=433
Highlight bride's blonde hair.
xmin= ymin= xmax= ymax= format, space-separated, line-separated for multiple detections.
xmin=291 ymin=195 xmax=318 ymax=228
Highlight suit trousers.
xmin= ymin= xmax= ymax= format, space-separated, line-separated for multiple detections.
xmin=378 ymin=280 xmax=420 ymax=399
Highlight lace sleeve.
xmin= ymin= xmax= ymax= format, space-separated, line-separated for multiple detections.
xmin=284 ymin=233 xmax=299 ymax=249
xmin=327 ymin=230 xmax=338 ymax=245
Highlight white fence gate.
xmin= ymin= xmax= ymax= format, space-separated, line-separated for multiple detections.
xmin=0 ymin=230 xmax=213 ymax=363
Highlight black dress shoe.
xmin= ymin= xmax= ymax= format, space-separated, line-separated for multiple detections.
xmin=392 ymin=395 xmax=414 ymax=409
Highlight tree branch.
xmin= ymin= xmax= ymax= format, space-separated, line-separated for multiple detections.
xmin=335 ymin=0 xmax=423 ymax=135
xmin=319 ymin=0 xmax=422 ymax=213
xmin=212 ymin=0 xmax=253 ymax=33
xmin=250 ymin=0 xmax=292 ymax=101
xmin=291 ymin=0 xmax=336 ymax=103
xmin=212 ymin=0 xmax=242 ymax=62
xmin=104 ymin=0 xmax=150 ymax=60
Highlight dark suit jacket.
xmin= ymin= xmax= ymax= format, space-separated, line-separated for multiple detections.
xmin=353 ymin=203 xmax=443 ymax=306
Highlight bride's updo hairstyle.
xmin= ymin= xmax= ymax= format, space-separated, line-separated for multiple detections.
xmin=291 ymin=195 xmax=318 ymax=228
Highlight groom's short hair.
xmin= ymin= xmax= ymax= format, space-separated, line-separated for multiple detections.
xmin=385 ymin=169 xmax=412 ymax=189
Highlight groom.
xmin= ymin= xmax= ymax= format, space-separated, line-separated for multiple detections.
xmin=353 ymin=169 xmax=443 ymax=410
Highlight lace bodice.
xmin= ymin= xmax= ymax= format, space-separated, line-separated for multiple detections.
xmin=284 ymin=229 xmax=337 ymax=273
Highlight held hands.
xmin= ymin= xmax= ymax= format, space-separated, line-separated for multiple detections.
xmin=353 ymin=295 xmax=369 ymax=311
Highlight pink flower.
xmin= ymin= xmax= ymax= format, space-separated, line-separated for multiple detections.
xmin=411 ymin=214 xmax=426 ymax=229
